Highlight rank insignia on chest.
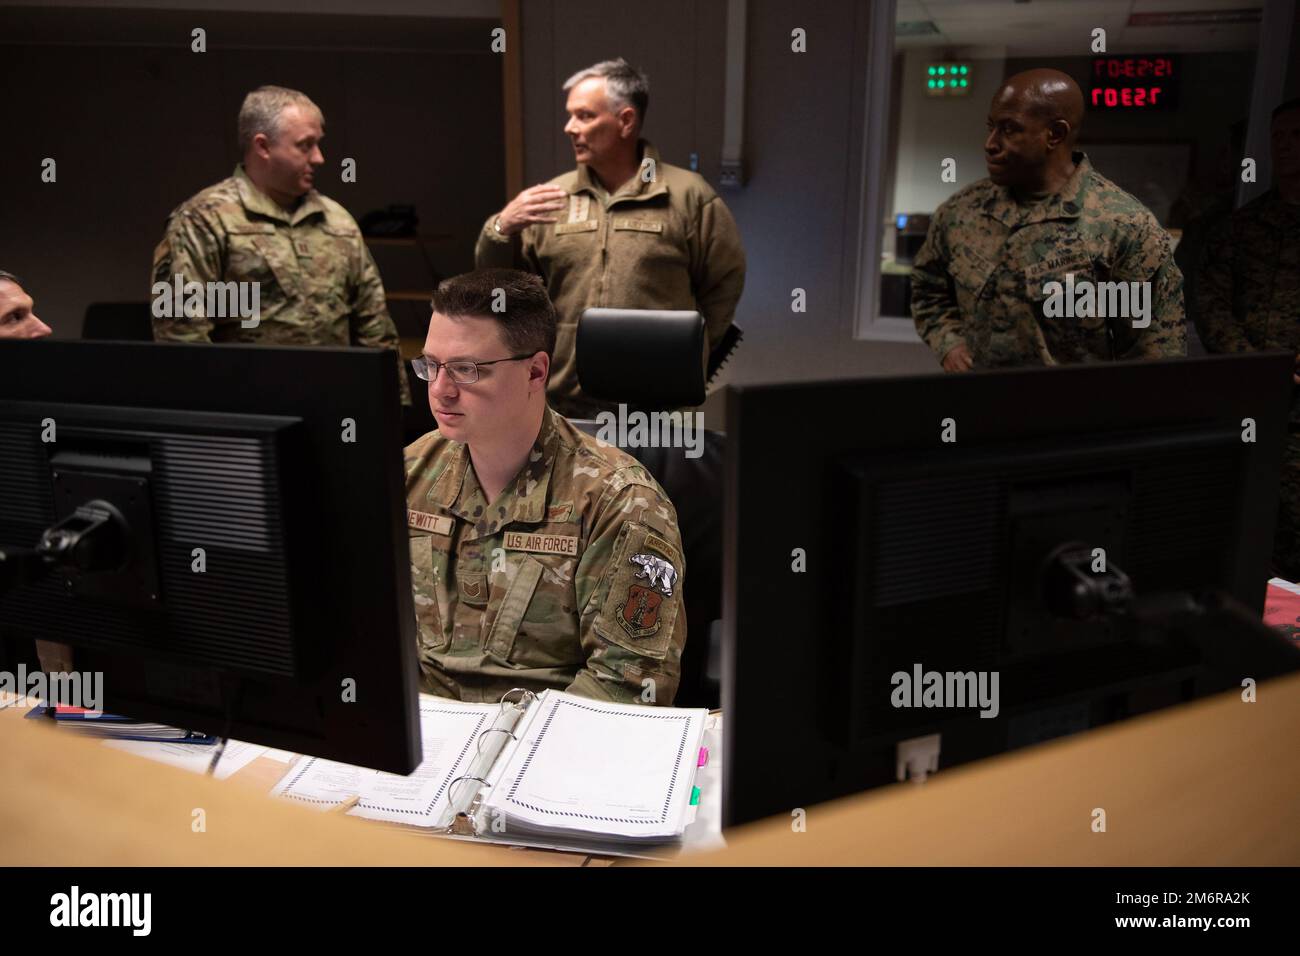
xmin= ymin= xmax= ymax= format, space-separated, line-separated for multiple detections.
xmin=568 ymin=193 xmax=591 ymax=224
xmin=294 ymin=239 xmax=312 ymax=257
xmin=617 ymin=584 xmax=664 ymax=638
xmin=457 ymin=568 xmax=489 ymax=606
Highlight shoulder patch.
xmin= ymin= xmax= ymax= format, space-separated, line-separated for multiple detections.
xmin=642 ymin=532 xmax=676 ymax=562
xmin=594 ymin=521 xmax=683 ymax=658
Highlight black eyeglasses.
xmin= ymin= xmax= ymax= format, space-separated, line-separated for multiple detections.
xmin=411 ymin=354 xmax=534 ymax=385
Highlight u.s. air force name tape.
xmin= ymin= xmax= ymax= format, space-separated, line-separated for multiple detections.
xmin=503 ymin=531 xmax=579 ymax=557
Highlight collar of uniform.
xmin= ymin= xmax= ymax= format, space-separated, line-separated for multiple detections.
xmin=232 ymin=165 xmax=328 ymax=227
xmin=573 ymin=139 xmax=669 ymax=204
xmin=429 ymin=407 xmax=562 ymax=532
xmin=982 ymin=151 xmax=1092 ymax=227
xmin=427 ymin=440 xmax=471 ymax=512
xmin=507 ymin=406 xmax=563 ymax=524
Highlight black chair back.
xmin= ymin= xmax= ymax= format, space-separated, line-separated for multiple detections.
xmin=82 ymin=302 xmax=152 ymax=341
xmin=576 ymin=308 xmax=706 ymax=407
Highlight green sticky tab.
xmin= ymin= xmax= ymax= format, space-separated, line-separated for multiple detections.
xmin=690 ymin=786 xmax=701 ymax=806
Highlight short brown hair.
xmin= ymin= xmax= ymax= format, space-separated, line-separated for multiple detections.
xmin=430 ymin=269 xmax=557 ymax=364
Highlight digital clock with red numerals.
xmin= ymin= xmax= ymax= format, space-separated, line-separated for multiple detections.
xmin=1088 ymin=55 xmax=1179 ymax=110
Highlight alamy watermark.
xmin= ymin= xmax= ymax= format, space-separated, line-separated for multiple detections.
xmin=891 ymin=663 xmax=999 ymax=719
xmin=50 ymin=886 xmax=151 ymax=936
xmin=151 ymin=274 xmax=261 ymax=328
xmin=594 ymin=404 xmax=704 ymax=460
xmin=0 ymin=664 xmax=103 ymax=711
xmin=1042 ymin=275 xmax=1151 ymax=329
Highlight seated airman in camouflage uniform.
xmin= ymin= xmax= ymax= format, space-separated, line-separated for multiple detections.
xmin=404 ymin=269 xmax=687 ymax=704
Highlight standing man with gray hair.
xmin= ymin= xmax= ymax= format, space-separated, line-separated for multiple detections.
xmin=476 ymin=57 xmax=746 ymax=419
xmin=152 ymin=85 xmax=409 ymax=404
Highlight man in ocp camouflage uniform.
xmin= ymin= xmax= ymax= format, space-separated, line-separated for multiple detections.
xmin=1195 ymin=98 xmax=1300 ymax=580
xmin=912 ymin=69 xmax=1185 ymax=369
xmin=404 ymin=269 xmax=686 ymax=704
xmin=151 ymin=85 xmax=409 ymax=404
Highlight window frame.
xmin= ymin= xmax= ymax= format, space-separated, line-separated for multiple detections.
xmin=852 ymin=0 xmax=921 ymax=343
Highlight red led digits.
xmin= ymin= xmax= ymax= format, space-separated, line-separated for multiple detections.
xmin=1089 ymin=56 xmax=1175 ymax=109
xmin=1090 ymin=87 xmax=1163 ymax=107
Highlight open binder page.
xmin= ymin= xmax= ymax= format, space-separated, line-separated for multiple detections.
xmin=479 ymin=691 xmax=708 ymax=840
xmin=272 ymin=696 xmax=498 ymax=826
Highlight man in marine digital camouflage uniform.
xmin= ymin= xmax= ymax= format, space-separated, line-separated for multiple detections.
xmin=1196 ymin=98 xmax=1300 ymax=580
xmin=151 ymin=85 xmax=409 ymax=404
xmin=475 ymin=58 xmax=745 ymax=419
xmin=912 ymin=68 xmax=1185 ymax=370
xmin=404 ymin=268 xmax=687 ymax=704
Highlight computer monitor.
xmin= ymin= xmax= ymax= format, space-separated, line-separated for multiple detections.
xmin=722 ymin=353 xmax=1300 ymax=827
xmin=0 ymin=340 xmax=421 ymax=773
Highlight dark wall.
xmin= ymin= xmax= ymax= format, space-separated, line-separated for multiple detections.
xmin=1005 ymin=53 xmax=1257 ymax=190
xmin=0 ymin=8 xmax=504 ymax=340
xmin=515 ymin=0 xmax=728 ymax=188
xmin=1290 ymin=19 xmax=1300 ymax=99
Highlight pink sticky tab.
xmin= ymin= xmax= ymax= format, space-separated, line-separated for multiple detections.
xmin=697 ymin=747 xmax=709 ymax=767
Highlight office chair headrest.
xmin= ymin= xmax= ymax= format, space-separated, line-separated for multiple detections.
xmin=576 ymin=308 xmax=706 ymax=408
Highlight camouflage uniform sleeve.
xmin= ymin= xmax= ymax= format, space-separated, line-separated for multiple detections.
xmin=150 ymin=208 xmax=223 ymax=342
xmin=689 ymin=196 xmax=747 ymax=349
xmin=569 ymin=477 xmax=686 ymax=706
xmin=910 ymin=207 xmax=965 ymax=362
xmin=1111 ymin=220 xmax=1186 ymax=359
xmin=349 ymin=239 xmax=411 ymax=406
xmin=1193 ymin=216 xmax=1253 ymax=353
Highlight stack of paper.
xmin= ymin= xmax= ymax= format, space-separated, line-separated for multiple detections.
xmin=476 ymin=692 xmax=707 ymax=851
xmin=27 ymin=705 xmax=215 ymax=743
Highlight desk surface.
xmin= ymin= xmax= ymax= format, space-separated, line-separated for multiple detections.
xmin=684 ymin=671 xmax=1300 ymax=866
xmin=0 ymin=697 xmax=599 ymax=866
xmin=4 ymin=672 xmax=1299 ymax=865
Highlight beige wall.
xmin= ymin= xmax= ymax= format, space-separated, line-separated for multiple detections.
xmin=891 ymin=48 xmax=1006 ymax=218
